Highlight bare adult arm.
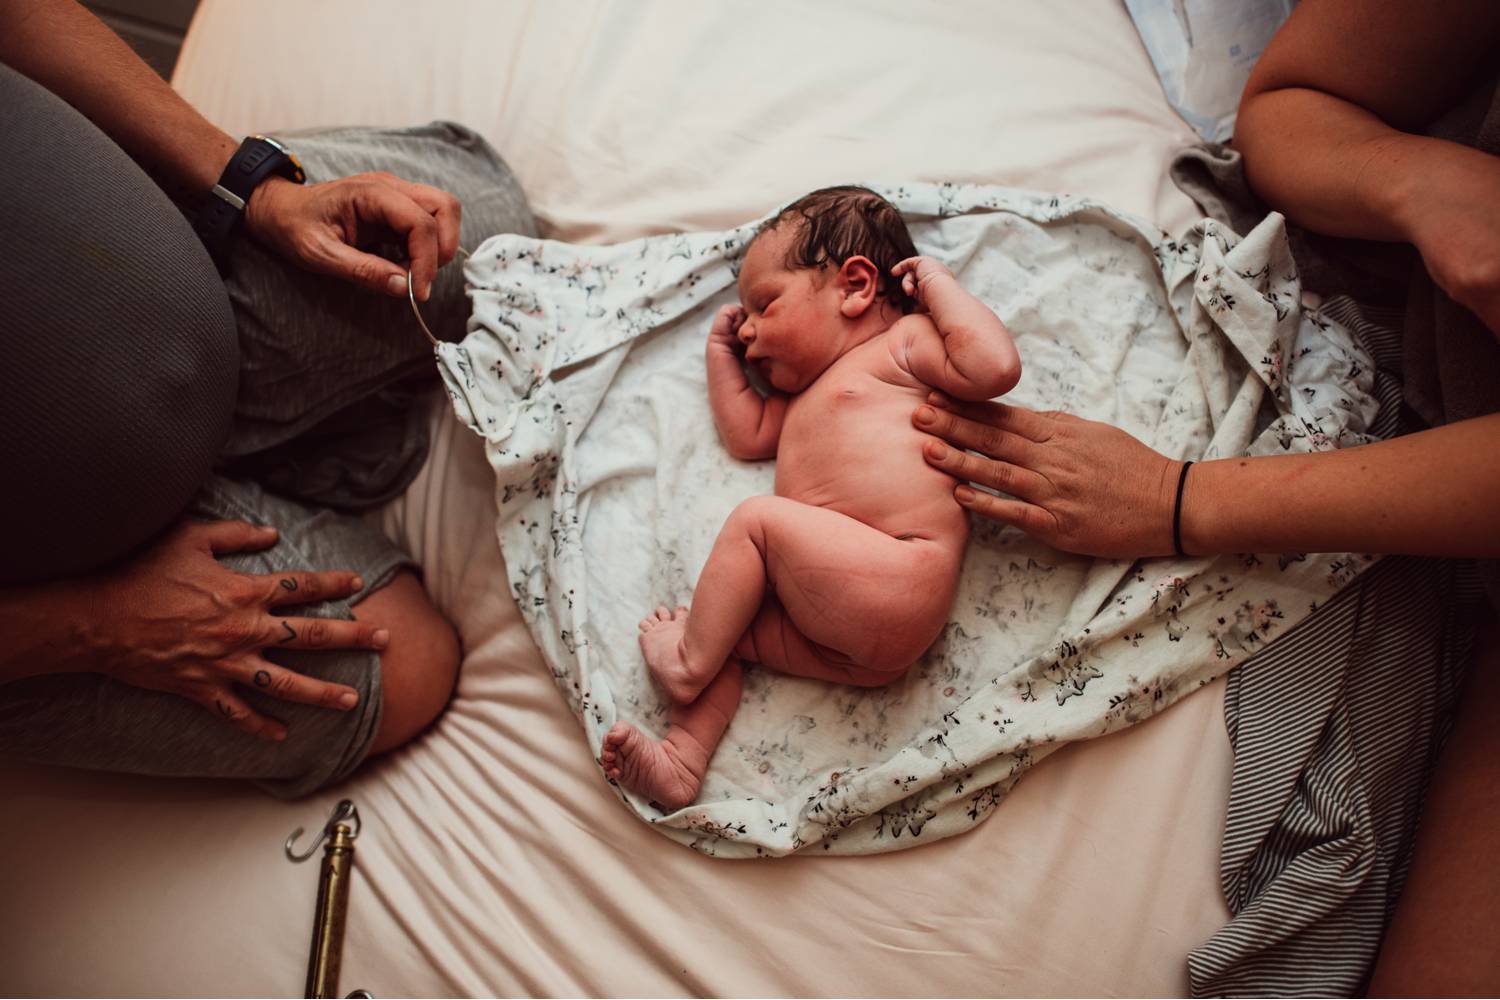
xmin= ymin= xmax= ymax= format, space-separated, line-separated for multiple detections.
xmin=1235 ymin=0 xmax=1500 ymax=333
xmin=0 ymin=0 xmax=460 ymax=298
xmin=912 ymin=398 xmax=1500 ymax=560
xmin=0 ymin=521 xmax=390 ymax=740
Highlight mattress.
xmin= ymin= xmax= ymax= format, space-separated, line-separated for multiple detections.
xmin=0 ymin=2 xmax=1233 ymax=994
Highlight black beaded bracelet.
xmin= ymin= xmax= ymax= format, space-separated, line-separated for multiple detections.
xmin=1172 ymin=460 xmax=1194 ymax=557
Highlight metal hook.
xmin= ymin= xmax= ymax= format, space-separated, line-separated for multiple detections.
xmin=286 ymin=799 xmax=361 ymax=862
xmin=407 ymin=246 xmax=471 ymax=347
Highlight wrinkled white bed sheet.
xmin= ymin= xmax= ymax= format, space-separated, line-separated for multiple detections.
xmin=1 ymin=0 xmax=1258 ymax=994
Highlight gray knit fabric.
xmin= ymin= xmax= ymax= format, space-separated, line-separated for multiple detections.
xmin=0 ymin=62 xmax=238 ymax=584
xmin=0 ymin=476 xmax=411 ymax=798
xmin=0 ymin=67 xmax=536 ymax=580
xmin=0 ymin=68 xmax=534 ymax=793
xmin=216 ymin=122 xmax=538 ymax=509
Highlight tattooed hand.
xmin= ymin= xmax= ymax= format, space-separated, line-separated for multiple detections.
xmin=82 ymin=520 xmax=388 ymax=740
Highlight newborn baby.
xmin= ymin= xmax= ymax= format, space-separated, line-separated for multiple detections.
xmin=602 ymin=186 xmax=1020 ymax=809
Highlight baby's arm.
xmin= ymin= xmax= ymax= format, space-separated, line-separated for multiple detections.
xmin=890 ymin=256 xmax=1021 ymax=400
xmin=706 ymin=304 xmax=788 ymax=460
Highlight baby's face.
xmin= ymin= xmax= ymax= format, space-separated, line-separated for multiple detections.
xmin=735 ymin=227 xmax=845 ymax=393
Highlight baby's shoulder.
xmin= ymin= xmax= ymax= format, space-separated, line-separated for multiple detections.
xmin=882 ymin=312 xmax=941 ymax=375
xmin=890 ymin=311 xmax=938 ymax=335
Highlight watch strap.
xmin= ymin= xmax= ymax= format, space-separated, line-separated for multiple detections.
xmin=193 ymin=135 xmax=305 ymax=273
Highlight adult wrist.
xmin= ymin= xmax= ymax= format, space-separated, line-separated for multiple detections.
xmin=1376 ymin=133 xmax=1441 ymax=247
xmin=242 ymin=175 xmax=298 ymax=242
xmin=0 ymin=576 xmax=105 ymax=682
xmin=1175 ymin=458 xmax=1215 ymax=558
xmin=192 ymin=135 xmax=305 ymax=273
xmin=1378 ymin=135 xmax=1495 ymax=247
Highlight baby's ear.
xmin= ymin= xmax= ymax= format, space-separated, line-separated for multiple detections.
xmin=837 ymin=255 xmax=880 ymax=317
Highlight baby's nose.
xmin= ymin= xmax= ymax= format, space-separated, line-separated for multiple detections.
xmin=737 ymin=319 xmax=755 ymax=342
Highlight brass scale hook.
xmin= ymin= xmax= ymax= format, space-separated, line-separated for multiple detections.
xmin=285 ymin=799 xmax=371 ymax=999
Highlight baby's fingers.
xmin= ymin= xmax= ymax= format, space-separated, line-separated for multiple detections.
xmin=710 ymin=304 xmax=746 ymax=338
xmin=199 ymin=687 xmax=287 ymax=741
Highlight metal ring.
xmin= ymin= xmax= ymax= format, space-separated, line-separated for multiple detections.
xmin=407 ymin=247 xmax=470 ymax=347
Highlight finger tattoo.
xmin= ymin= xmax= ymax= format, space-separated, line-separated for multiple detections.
xmin=279 ymin=621 xmax=297 ymax=643
xmin=279 ymin=578 xmax=298 ymax=592
xmin=254 ymin=669 xmax=272 ymax=688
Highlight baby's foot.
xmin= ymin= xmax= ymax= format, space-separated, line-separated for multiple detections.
xmin=601 ymin=722 xmax=704 ymax=811
xmin=638 ymin=605 xmax=706 ymax=703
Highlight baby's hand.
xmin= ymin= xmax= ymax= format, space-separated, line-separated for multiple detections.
xmin=710 ymin=303 xmax=748 ymax=347
xmin=891 ymin=255 xmax=955 ymax=307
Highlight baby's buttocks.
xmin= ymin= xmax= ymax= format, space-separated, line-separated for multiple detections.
xmin=760 ymin=494 xmax=963 ymax=672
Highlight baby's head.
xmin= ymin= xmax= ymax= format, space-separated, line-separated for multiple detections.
xmin=748 ymin=186 xmax=918 ymax=314
xmin=735 ymin=186 xmax=918 ymax=390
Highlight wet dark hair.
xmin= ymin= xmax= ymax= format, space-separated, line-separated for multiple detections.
xmin=756 ymin=185 xmax=919 ymax=313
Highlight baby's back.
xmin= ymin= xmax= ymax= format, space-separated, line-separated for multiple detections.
xmin=774 ymin=333 xmax=969 ymax=550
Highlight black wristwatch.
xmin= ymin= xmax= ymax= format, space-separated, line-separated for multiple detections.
xmin=193 ymin=135 xmax=306 ymax=273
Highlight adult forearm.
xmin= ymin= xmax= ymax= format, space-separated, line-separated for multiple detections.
xmin=0 ymin=0 xmax=235 ymax=200
xmin=1237 ymin=87 xmax=1487 ymax=248
xmin=0 ymin=578 xmax=101 ymax=684
xmin=1182 ymin=414 xmax=1500 ymax=558
xmin=1236 ymin=88 xmax=1406 ymax=242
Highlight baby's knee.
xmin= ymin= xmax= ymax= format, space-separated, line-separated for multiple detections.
xmin=357 ymin=571 xmax=461 ymax=756
xmin=725 ymin=495 xmax=783 ymax=531
xmin=723 ymin=495 xmax=790 ymax=554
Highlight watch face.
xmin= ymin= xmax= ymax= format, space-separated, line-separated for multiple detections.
xmin=253 ymin=134 xmax=305 ymax=184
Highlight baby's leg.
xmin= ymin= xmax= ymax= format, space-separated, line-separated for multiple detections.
xmin=601 ymin=659 xmax=743 ymax=811
xmin=641 ymin=496 xmax=954 ymax=701
xmin=732 ymin=499 xmax=957 ymax=677
xmin=638 ymin=496 xmax=793 ymax=703
xmin=736 ymin=593 xmax=909 ymax=687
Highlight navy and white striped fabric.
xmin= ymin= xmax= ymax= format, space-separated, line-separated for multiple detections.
xmin=1187 ymin=298 xmax=1483 ymax=996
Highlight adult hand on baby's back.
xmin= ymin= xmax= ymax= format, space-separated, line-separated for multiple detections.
xmin=244 ymin=171 xmax=462 ymax=302
xmin=87 ymin=520 xmax=388 ymax=741
xmin=913 ymin=394 xmax=1184 ymax=559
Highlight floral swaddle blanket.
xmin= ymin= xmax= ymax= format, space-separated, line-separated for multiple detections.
xmin=436 ymin=183 xmax=1378 ymax=857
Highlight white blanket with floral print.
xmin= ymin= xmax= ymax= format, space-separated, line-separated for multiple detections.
xmin=437 ymin=183 xmax=1378 ymax=857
